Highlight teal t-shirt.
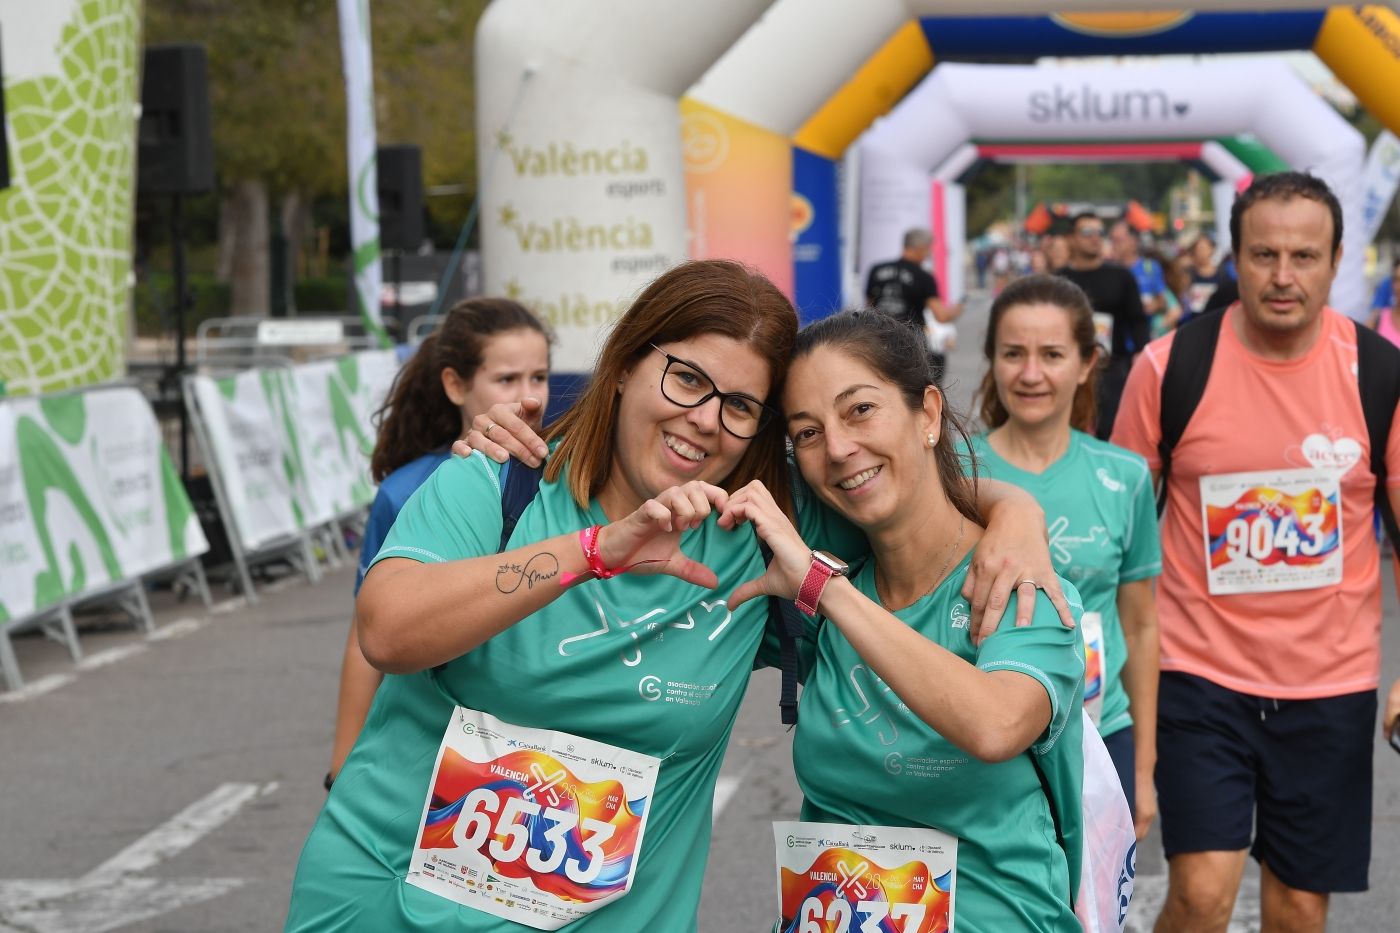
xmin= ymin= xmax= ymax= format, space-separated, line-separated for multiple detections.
xmin=287 ymin=453 xmax=785 ymax=932
xmin=792 ymin=555 xmax=1086 ymax=933
xmin=968 ymin=431 xmax=1160 ymax=737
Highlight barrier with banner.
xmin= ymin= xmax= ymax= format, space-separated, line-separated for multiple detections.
xmin=184 ymin=349 xmax=400 ymax=601
xmin=0 ymin=385 xmax=210 ymax=689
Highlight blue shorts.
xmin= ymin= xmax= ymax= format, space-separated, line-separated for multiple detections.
xmin=1155 ymin=671 xmax=1375 ymax=893
xmin=1102 ymin=726 xmax=1135 ymax=818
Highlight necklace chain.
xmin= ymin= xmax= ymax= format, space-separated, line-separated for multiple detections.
xmin=875 ymin=516 xmax=966 ymax=611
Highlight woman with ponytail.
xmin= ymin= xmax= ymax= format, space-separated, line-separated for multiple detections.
xmin=325 ymin=297 xmax=550 ymax=786
xmin=971 ymin=274 xmax=1162 ymax=840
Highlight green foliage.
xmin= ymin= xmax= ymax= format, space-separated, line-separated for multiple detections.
xmin=966 ymin=161 xmax=1191 ymax=236
xmin=132 ymin=272 xmax=231 ymax=337
xmin=131 ymin=272 xmax=351 ymax=335
xmin=293 ymin=276 xmax=352 ymax=313
xmin=143 ymin=1 xmax=491 ymax=246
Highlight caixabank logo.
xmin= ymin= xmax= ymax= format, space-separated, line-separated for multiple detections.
xmin=1028 ymin=84 xmax=1192 ymax=124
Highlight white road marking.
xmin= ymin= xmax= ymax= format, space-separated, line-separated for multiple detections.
xmin=88 ymin=782 xmax=275 ymax=881
xmin=0 ymin=782 xmax=276 ymax=933
xmin=712 ymin=764 xmax=751 ymax=819
xmin=77 ymin=644 xmax=147 ymax=671
xmin=3 ymin=615 xmax=208 ymax=703
xmin=148 ymin=617 xmax=204 ymax=641
xmin=0 ymin=673 xmax=74 ymax=704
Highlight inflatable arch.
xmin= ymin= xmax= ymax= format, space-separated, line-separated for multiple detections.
xmin=477 ymin=1 xmax=1400 ymax=372
xmin=857 ymin=60 xmax=1363 ymax=311
xmin=911 ymin=137 xmax=1273 ymax=305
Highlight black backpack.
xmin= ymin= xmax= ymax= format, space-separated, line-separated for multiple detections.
xmin=498 ymin=459 xmax=806 ymax=725
xmin=1156 ymin=307 xmax=1400 ymax=552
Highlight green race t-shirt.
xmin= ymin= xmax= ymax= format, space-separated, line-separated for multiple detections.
xmin=792 ymin=555 xmax=1086 ymax=933
xmin=287 ymin=453 xmax=780 ymax=932
xmin=968 ymin=431 xmax=1160 ymax=737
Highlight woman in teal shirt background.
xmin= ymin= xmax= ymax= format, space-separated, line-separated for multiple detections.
xmin=971 ymin=274 xmax=1162 ymax=839
xmin=724 ymin=310 xmax=1086 ymax=932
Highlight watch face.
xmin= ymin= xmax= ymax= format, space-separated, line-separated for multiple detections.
xmin=813 ymin=550 xmax=849 ymax=576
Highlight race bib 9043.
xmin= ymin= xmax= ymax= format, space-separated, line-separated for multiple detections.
xmin=775 ymin=821 xmax=957 ymax=933
xmin=406 ymin=707 xmax=660 ymax=930
xmin=1199 ymin=468 xmax=1343 ymax=596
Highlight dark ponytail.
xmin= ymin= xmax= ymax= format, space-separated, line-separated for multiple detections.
xmin=370 ymin=297 xmax=549 ymax=482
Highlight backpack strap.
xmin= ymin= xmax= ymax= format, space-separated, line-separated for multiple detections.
xmin=1156 ymin=308 xmax=1227 ymax=516
xmin=1354 ymin=320 xmax=1400 ymax=552
xmin=498 ymin=458 xmax=544 ymax=552
xmin=758 ymin=537 xmax=806 ymax=726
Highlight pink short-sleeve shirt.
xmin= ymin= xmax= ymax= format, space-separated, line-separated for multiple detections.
xmin=1112 ymin=305 xmax=1400 ymax=699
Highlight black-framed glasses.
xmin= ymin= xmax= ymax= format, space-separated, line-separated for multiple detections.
xmin=649 ymin=343 xmax=776 ymax=439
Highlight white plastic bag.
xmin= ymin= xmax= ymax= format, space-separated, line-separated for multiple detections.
xmin=1076 ymin=714 xmax=1137 ymax=933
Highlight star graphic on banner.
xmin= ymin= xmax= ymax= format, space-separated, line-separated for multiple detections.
xmin=498 ymin=203 xmax=519 ymax=227
xmin=496 ymin=130 xmax=513 ymax=149
xmin=504 ymin=279 xmax=524 ymax=300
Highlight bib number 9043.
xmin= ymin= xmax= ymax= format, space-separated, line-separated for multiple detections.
xmin=797 ymin=896 xmax=926 ymax=933
xmin=1222 ymin=512 xmax=1325 ymax=563
xmin=451 ymin=788 xmax=614 ymax=883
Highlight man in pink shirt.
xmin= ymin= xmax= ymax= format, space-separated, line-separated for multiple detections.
xmin=1113 ymin=172 xmax=1400 ymax=933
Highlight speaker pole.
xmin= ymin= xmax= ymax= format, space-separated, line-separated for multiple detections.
xmin=171 ymin=191 xmax=190 ymax=481
xmin=390 ymin=247 xmax=402 ymax=337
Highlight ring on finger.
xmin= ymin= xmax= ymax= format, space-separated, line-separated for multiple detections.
xmin=484 ymin=421 xmax=496 ymax=437
xmin=1017 ymin=578 xmax=1038 ymax=589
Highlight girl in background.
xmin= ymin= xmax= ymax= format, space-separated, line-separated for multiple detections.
xmin=325 ymin=297 xmax=550 ymax=786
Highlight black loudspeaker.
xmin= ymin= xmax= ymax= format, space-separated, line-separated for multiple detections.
xmin=377 ymin=145 xmax=423 ymax=251
xmin=138 ymin=44 xmax=213 ymax=195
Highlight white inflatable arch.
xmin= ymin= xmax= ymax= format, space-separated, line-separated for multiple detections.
xmin=858 ymin=59 xmax=1364 ymax=309
xmin=915 ymin=138 xmax=1256 ymax=304
xmin=477 ymin=1 xmax=1400 ymax=372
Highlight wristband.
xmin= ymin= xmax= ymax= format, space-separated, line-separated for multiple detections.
xmin=559 ymin=525 xmax=661 ymax=585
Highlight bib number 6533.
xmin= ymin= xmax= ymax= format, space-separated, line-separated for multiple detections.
xmin=798 ymin=896 xmax=927 ymax=933
xmin=451 ymin=787 xmax=614 ymax=883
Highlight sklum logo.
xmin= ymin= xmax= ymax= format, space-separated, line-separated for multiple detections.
xmin=1028 ymin=84 xmax=1188 ymax=123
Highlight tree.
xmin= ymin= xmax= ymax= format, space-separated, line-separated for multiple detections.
xmin=144 ymin=1 xmax=490 ymax=316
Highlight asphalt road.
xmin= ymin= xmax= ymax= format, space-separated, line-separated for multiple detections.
xmin=3 ymin=292 xmax=1399 ymax=932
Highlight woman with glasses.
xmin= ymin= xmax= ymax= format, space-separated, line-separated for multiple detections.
xmin=287 ymin=260 xmax=1066 ymax=932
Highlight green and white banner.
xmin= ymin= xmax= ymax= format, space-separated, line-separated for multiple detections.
xmin=337 ymin=0 xmax=388 ymax=346
xmin=191 ymin=370 xmax=303 ymax=552
xmin=0 ymin=387 xmax=209 ymax=624
xmin=292 ymin=350 xmax=398 ymax=526
xmin=190 ymin=350 xmax=400 ymax=552
xmin=0 ymin=0 xmax=142 ymax=396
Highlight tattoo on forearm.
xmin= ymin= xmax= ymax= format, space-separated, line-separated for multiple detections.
xmin=496 ymin=552 xmax=560 ymax=593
